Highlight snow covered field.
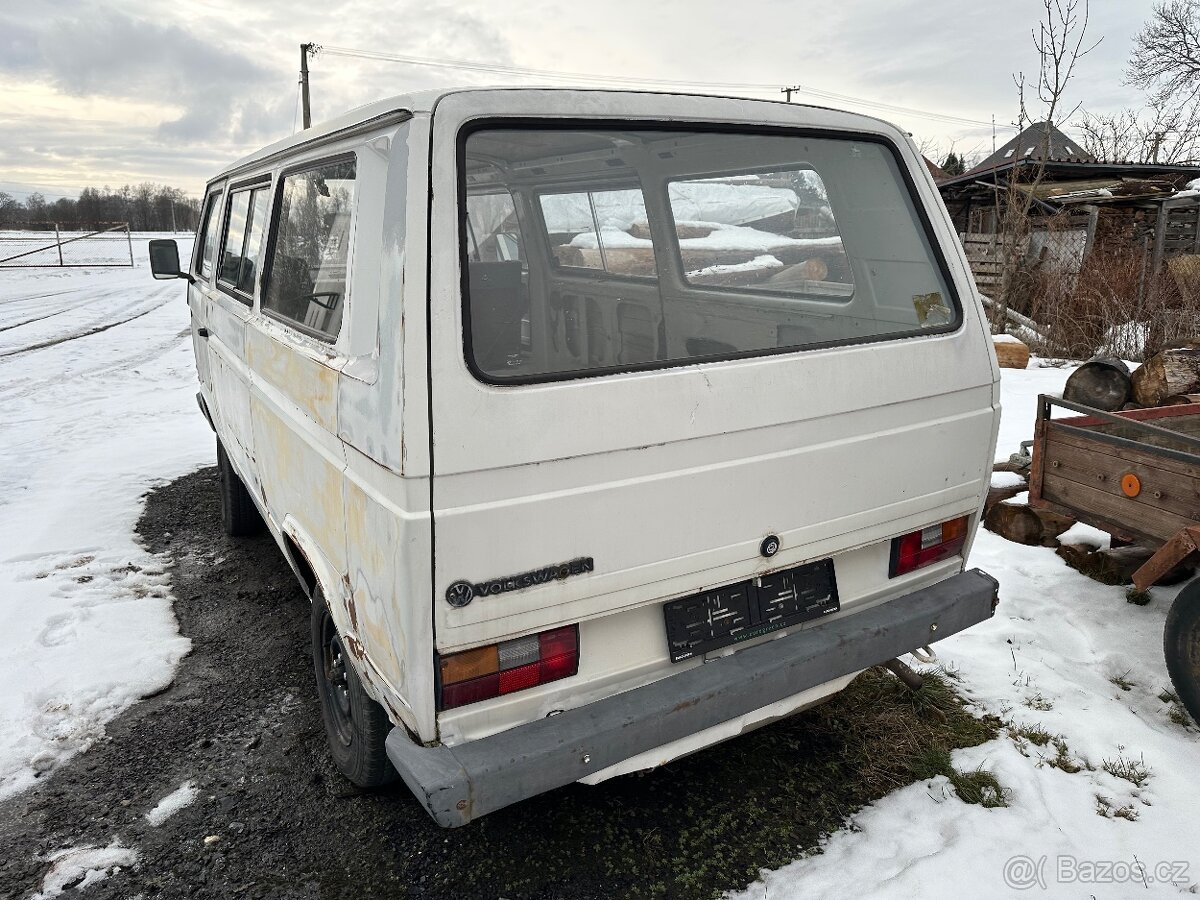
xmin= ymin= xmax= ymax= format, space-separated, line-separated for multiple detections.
xmin=1 ymin=256 xmax=1197 ymax=896
xmin=0 ymin=239 xmax=211 ymax=801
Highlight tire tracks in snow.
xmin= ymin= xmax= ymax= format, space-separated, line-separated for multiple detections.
xmin=0 ymin=291 xmax=173 ymax=359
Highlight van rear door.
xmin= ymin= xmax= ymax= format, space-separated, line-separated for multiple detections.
xmin=426 ymin=91 xmax=997 ymax=696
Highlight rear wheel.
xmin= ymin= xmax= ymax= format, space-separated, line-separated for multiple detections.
xmin=311 ymin=588 xmax=398 ymax=787
xmin=1164 ymin=580 xmax=1200 ymax=726
xmin=216 ymin=439 xmax=264 ymax=537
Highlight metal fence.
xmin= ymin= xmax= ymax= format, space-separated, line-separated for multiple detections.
xmin=0 ymin=223 xmax=135 ymax=268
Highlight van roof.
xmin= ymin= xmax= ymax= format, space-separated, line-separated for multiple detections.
xmin=213 ymin=86 xmax=897 ymax=184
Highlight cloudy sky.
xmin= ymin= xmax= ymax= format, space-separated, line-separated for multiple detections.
xmin=0 ymin=0 xmax=1152 ymax=201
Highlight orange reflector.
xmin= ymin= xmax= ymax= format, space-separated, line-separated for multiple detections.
xmin=440 ymin=644 xmax=498 ymax=684
xmin=1121 ymin=473 xmax=1141 ymax=498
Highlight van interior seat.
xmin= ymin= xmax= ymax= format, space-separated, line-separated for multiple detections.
xmin=468 ymin=260 xmax=525 ymax=370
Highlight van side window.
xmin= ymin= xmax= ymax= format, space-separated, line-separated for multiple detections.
xmin=195 ymin=191 xmax=223 ymax=279
xmin=668 ymin=171 xmax=853 ymax=296
xmin=540 ymin=188 xmax=657 ymax=278
xmin=466 ymin=191 xmax=522 ymax=264
xmin=218 ymin=184 xmax=270 ymax=300
xmin=262 ymin=158 xmax=356 ymax=340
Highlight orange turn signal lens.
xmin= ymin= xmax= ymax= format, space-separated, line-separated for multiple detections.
xmin=439 ymin=644 xmax=499 ymax=684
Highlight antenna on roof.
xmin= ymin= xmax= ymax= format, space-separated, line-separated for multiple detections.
xmin=992 ymin=114 xmax=996 ymax=156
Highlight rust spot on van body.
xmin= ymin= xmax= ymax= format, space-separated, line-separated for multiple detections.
xmin=344 ymin=634 xmax=366 ymax=660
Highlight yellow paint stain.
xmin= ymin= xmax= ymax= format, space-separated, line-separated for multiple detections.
xmin=246 ymin=328 xmax=338 ymax=433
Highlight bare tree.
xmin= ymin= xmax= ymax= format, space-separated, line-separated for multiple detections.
xmin=993 ymin=0 xmax=1099 ymax=331
xmin=1129 ymin=1 xmax=1200 ymax=106
xmin=1079 ymin=97 xmax=1200 ymax=163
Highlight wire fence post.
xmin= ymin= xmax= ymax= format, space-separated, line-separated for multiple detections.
xmin=126 ymin=224 xmax=134 ymax=267
xmin=54 ymin=223 xmax=64 ymax=266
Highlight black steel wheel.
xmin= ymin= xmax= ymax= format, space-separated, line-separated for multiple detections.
xmin=1165 ymin=579 xmax=1200 ymax=727
xmin=216 ymin=438 xmax=264 ymax=537
xmin=310 ymin=588 xmax=398 ymax=787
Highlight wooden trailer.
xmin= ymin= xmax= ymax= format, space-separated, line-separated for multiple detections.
xmin=1029 ymin=394 xmax=1200 ymax=723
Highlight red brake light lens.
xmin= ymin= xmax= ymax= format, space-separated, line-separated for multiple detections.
xmin=889 ymin=516 xmax=969 ymax=577
xmin=438 ymin=625 xmax=579 ymax=710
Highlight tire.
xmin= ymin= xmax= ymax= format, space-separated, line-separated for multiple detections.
xmin=311 ymin=588 xmax=398 ymax=788
xmin=1164 ymin=579 xmax=1200 ymax=727
xmin=216 ymin=438 xmax=264 ymax=537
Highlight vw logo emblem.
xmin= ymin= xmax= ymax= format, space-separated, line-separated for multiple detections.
xmin=760 ymin=535 xmax=781 ymax=558
xmin=445 ymin=580 xmax=475 ymax=608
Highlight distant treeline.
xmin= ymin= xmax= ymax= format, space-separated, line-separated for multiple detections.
xmin=0 ymin=184 xmax=201 ymax=232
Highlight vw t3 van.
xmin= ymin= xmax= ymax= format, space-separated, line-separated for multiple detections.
xmin=150 ymin=87 xmax=1001 ymax=827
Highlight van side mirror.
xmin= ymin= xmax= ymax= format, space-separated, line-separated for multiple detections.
xmin=149 ymin=239 xmax=192 ymax=282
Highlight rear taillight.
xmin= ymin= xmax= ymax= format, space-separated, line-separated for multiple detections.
xmin=889 ymin=516 xmax=969 ymax=577
xmin=438 ymin=625 xmax=579 ymax=710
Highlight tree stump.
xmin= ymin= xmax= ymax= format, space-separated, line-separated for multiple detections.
xmin=993 ymin=335 xmax=1030 ymax=369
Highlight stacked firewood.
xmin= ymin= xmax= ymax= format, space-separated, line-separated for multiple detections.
xmin=1063 ymin=346 xmax=1200 ymax=411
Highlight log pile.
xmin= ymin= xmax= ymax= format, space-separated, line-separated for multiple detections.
xmin=1051 ymin=348 xmax=1200 ymax=413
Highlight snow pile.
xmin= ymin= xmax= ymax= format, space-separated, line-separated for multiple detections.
xmin=569 ymin=220 xmax=843 ymax=253
xmin=31 ymin=842 xmax=139 ymax=899
xmin=738 ymin=358 xmax=1200 ymax=899
xmin=689 ymin=255 xmax=784 ymax=278
xmin=667 ymin=181 xmax=798 ymax=225
xmin=144 ymin=780 xmax=198 ymax=826
xmin=0 ymin=239 xmax=212 ymax=800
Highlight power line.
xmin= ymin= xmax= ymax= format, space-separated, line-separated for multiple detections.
xmin=318 ymin=44 xmax=1015 ymax=132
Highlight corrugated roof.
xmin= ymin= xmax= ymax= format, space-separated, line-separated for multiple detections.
xmin=966 ymin=121 xmax=1094 ymax=175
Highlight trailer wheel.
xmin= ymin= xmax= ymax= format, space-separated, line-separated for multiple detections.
xmin=311 ymin=588 xmax=398 ymax=788
xmin=1164 ymin=579 xmax=1200 ymax=727
xmin=216 ymin=439 xmax=264 ymax=537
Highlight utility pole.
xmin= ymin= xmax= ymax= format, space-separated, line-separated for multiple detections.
xmin=300 ymin=43 xmax=316 ymax=129
xmin=781 ymin=85 xmax=801 ymax=103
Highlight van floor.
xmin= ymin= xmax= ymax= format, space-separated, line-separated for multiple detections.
xmin=0 ymin=467 xmax=999 ymax=900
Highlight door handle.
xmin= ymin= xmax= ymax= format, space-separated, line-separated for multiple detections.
xmin=197 ymin=327 xmax=210 ymax=338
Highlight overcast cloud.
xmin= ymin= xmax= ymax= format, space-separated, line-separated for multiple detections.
xmin=0 ymin=0 xmax=1150 ymax=199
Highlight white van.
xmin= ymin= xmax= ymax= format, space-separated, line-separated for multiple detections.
xmin=149 ymin=87 xmax=1001 ymax=828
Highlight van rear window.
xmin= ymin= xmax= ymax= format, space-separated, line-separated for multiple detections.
xmin=460 ymin=125 xmax=959 ymax=383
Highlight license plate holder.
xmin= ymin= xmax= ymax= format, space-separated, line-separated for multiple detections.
xmin=663 ymin=559 xmax=839 ymax=663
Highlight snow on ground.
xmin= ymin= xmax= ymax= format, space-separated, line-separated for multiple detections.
xmin=0 ymin=238 xmax=211 ymax=800
xmin=30 ymin=842 xmax=139 ymax=899
xmin=144 ymin=780 xmax=198 ymax=827
xmin=3 ymin=252 xmax=1198 ymax=897
xmin=738 ymin=358 xmax=1200 ymax=899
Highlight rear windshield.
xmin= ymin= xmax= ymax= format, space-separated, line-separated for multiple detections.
xmin=460 ymin=124 xmax=957 ymax=383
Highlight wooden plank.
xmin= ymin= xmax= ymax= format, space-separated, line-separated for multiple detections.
xmin=1055 ymin=402 xmax=1200 ymax=428
xmin=1042 ymin=476 xmax=1194 ymax=543
xmin=1046 ymin=422 xmax=1200 ymax=481
xmin=1132 ymin=526 xmax=1200 ymax=592
xmin=1029 ymin=411 xmax=1048 ymax=503
xmin=1041 ymin=438 xmax=1200 ymax=523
